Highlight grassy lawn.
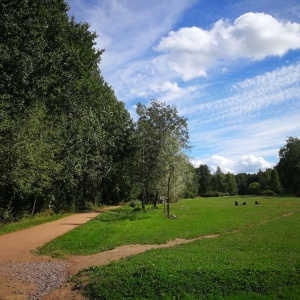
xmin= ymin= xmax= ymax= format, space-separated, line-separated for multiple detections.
xmin=38 ymin=196 xmax=300 ymax=299
xmin=0 ymin=213 xmax=71 ymax=236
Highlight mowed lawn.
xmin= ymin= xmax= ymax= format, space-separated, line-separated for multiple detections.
xmin=39 ymin=196 xmax=300 ymax=299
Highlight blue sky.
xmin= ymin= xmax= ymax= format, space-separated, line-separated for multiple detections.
xmin=66 ymin=0 xmax=300 ymax=174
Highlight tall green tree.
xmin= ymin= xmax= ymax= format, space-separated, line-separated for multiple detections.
xmin=0 ymin=0 xmax=134 ymax=218
xmin=195 ymin=164 xmax=211 ymax=196
xmin=235 ymin=173 xmax=251 ymax=195
xmin=277 ymin=137 xmax=300 ymax=194
xmin=211 ymin=167 xmax=227 ymax=193
xmin=269 ymin=168 xmax=283 ymax=194
xmin=257 ymin=169 xmax=272 ymax=190
xmin=248 ymin=182 xmax=261 ymax=195
xmin=225 ymin=173 xmax=238 ymax=195
xmin=134 ymin=100 xmax=189 ymax=210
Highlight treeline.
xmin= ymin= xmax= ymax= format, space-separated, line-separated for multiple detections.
xmin=0 ymin=0 xmax=194 ymax=221
xmin=194 ymin=137 xmax=300 ymax=197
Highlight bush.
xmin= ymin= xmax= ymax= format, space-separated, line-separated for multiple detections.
xmin=39 ymin=208 xmax=54 ymax=217
xmin=128 ymin=200 xmax=141 ymax=208
xmin=84 ymin=201 xmax=95 ymax=211
xmin=259 ymin=190 xmax=276 ymax=196
xmin=204 ymin=191 xmax=225 ymax=197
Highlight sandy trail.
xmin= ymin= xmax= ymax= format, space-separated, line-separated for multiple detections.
xmin=0 ymin=212 xmax=99 ymax=264
xmin=0 ymin=210 xmax=103 ymax=300
xmin=68 ymin=234 xmax=219 ymax=275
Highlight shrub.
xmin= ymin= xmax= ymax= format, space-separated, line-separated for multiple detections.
xmin=259 ymin=190 xmax=276 ymax=196
xmin=84 ymin=201 xmax=95 ymax=211
xmin=204 ymin=191 xmax=225 ymax=197
xmin=39 ymin=208 xmax=54 ymax=217
xmin=128 ymin=200 xmax=141 ymax=208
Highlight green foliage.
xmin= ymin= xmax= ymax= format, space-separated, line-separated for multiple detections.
xmin=0 ymin=0 xmax=134 ymax=218
xmin=258 ymin=190 xmax=276 ymax=196
xmin=277 ymin=137 xmax=300 ymax=194
xmin=134 ymin=100 xmax=190 ymax=211
xmin=248 ymin=182 xmax=261 ymax=195
xmin=203 ymin=191 xmax=226 ymax=197
xmin=269 ymin=168 xmax=283 ymax=194
xmin=195 ymin=164 xmax=211 ymax=196
xmin=128 ymin=200 xmax=141 ymax=208
xmin=68 ymin=197 xmax=300 ymax=299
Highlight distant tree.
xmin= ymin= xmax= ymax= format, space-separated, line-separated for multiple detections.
xmin=195 ymin=164 xmax=211 ymax=196
xmin=248 ymin=182 xmax=261 ymax=195
xmin=211 ymin=167 xmax=227 ymax=193
xmin=225 ymin=173 xmax=238 ymax=195
xmin=269 ymin=168 xmax=283 ymax=194
xmin=277 ymin=137 xmax=300 ymax=194
xmin=183 ymin=164 xmax=198 ymax=198
xmin=257 ymin=169 xmax=272 ymax=190
xmin=235 ymin=173 xmax=251 ymax=195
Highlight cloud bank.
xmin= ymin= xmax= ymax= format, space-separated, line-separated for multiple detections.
xmin=191 ymin=155 xmax=275 ymax=174
xmin=155 ymin=12 xmax=300 ymax=80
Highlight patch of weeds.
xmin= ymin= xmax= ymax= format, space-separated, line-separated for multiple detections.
xmin=97 ymin=208 xmax=149 ymax=222
xmin=48 ymin=249 xmax=69 ymax=259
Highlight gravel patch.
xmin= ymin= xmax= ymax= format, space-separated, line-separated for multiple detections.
xmin=0 ymin=261 xmax=70 ymax=300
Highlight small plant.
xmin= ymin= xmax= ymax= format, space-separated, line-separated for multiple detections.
xmin=84 ymin=201 xmax=95 ymax=211
xmin=128 ymin=200 xmax=141 ymax=208
xmin=204 ymin=191 xmax=225 ymax=197
xmin=39 ymin=208 xmax=54 ymax=217
xmin=258 ymin=190 xmax=276 ymax=196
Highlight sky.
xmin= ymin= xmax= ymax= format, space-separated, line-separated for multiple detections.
xmin=66 ymin=0 xmax=300 ymax=174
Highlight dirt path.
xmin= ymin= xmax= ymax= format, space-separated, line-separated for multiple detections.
xmin=68 ymin=234 xmax=219 ymax=275
xmin=0 ymin=212 xmax=103 ymax=300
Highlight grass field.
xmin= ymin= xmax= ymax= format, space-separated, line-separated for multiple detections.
xmin=39 ymin=196 xmax=300 ymax=299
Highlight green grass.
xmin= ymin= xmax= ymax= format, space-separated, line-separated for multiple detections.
xmin=38 ymin=196 xmax=300 ymax=299
xmin=38 ymin=196 xmax=299 ymax=256
xmin=0 ymin=213 xmax=71 ymax=236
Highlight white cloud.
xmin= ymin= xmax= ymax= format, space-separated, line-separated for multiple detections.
xmin=183 ymin=62 xmax=300 ymax=119
xmin=191 ymin=155 xmax=275 ymax=174
xmin=155 ymin=12 xmax=300 ymax=80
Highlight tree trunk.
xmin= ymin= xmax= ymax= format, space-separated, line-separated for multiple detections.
xmin=141 ymin=185 xmax=146 ymax=210
xmin=167 ymin=173 xmax=171 ymax=218
xmin=153 ymin=190 xmax=159 ymax=208
xmin=32 ymin=196 xmax=37 ymax=215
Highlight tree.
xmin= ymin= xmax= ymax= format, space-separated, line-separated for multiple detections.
xmin=225 ymin=173 xmax=238 ymax=195
xmin=270 ymin=168 xmax=283 ymax=194
xmin=211 ymin=167 xmax=227 ymax=193
xmin=277 ymin=137 xmax=300 ymax=194
xmin=183 ymin=164 xmax=198 ymax=198
xmin=195 ymin=164 xmax=211 ymax=196
xmin=235 ymin=173 xmax=251 ymax=195
xmin=134 ymin=100 xmax=189 ymax=211
xmin=0 ymin=0 xmax=135 ymax=219
xmin=248 ymin=182 xmax=261 ymax=195
xmin=257 ymin=169 xmax=272 ymax=190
